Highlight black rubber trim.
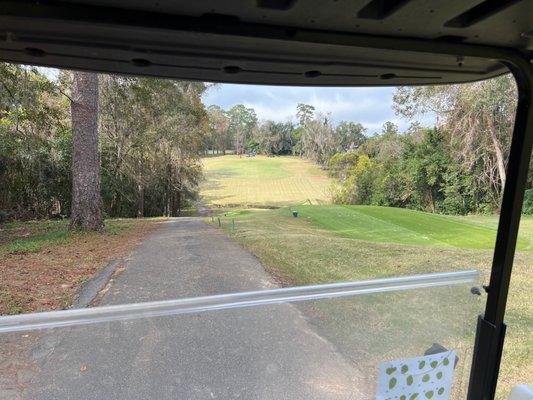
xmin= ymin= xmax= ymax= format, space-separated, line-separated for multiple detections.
xmin=357 ymin=0 xmax=412 ymax=20
xmin=445 ymin=0 xmax=523 ymax=28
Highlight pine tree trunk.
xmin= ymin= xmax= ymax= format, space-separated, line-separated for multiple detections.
xmin=137 ymin=183 xmax=144 ymax=218
xmin=176 ymin=191 xmax=182 ymax=217
xmin=69 ymin=72 xmax=105 ymax=231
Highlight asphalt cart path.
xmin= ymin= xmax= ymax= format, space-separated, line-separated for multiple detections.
xmin=23 ymin=218 xmax=362 ymax=400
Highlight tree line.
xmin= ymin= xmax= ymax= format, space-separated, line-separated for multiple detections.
xmin=330 ymin=76 xmax=532 ymax=214
xmin=1 ymin=63 xmax=531 ymax=225
xmin=0 ymin=63 xmax=209 ymax=226
xmin=206 ymin=103 xmax=366 ymax=162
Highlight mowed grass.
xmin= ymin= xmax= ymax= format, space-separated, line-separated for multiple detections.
xmin=200 ymin=155 xmax=331 ymax=207
xmin=300 ymin=205 xmax=530 ymax=250
xmin=210 ymin=206 xmax=532 ymax=399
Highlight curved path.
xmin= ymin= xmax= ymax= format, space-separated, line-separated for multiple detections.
xmin=23 ymin=218 xmax=362 ymax=399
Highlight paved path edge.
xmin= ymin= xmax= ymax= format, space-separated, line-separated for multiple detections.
xmin=71 ymin=259 xmax=123 ymax=309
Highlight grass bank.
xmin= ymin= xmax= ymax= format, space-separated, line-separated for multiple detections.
xmin=209 ymin=206 xmax=532 ymax=399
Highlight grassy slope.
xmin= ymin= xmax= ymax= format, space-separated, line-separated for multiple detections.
xmin=211 ymin=207 xmax=532 ymax=399
xmin=200 ymin=155 xmax=331 ymax=207
xmin=300 ymin=205 xmax=530 ymax=249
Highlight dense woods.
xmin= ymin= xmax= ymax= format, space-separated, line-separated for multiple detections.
xmin=0 ymin=64 xmax=208 ymax=221
xmin=99 ymin=75 xmax=208 ymax=218
xmin=0 ymin=63 xmax=531 ymax=222
xmin=331 ymin=76 xmax=532 ymax=214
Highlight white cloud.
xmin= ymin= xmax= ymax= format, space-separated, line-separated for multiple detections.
xmin=202 ymin=84 xmax=434 ymax=133
xmin=241 ymin=102 xmax=296 ymax=122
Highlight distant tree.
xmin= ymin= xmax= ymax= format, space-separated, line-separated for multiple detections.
xmin=207 ymin=105 xmax=230 ymax=155
xmin=227 ymin=104 xmax=258 ymax=154
xmin=296 ymin=103 xmax=315 ymax=126
xmin=300 ymin=113 xmax=338 ymax=165
xmin=69 ymin=71 xmax=104 ymax=230
xmin=335 ymin=121 xmax=367 ymax=151
xmin=254 ymin=121 xmax=295 ymax=155
xmin=360 ymin=124 xmax=404 ymax=161
xmin=381 ymin=121 xmax=399 ymax=136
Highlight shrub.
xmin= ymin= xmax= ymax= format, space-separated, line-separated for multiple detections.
xmin=523 ymin=189 xmax=533 ymax=214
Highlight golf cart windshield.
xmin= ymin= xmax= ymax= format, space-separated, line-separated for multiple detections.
xmin=0 ymin=2 xmax=532 ymax=400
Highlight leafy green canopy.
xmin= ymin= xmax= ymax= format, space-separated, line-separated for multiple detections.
xmin=330 ymin=75 xmax=532 ymax=214
xmin=0 ymin=64 xmax=209 ymax=220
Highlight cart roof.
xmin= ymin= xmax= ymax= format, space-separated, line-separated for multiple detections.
xmin=1 ymin=0 xmax=532 ymax=85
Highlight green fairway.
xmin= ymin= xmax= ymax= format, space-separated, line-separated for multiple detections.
xmin=298 ymin=205 xmax=530 ymax=250
xmin=200 ymin=155 xmax=331 ymax=207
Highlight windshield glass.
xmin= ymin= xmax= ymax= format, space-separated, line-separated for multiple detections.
xmin=0 ymin=63 xmax=530 ymax=400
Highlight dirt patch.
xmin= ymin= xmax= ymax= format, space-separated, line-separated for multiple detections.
xmin=0 ymin=219 xmax=162 ymax=315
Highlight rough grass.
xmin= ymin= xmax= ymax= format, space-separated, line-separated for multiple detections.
xmin=210 ymin=206 xmax=532 ymax=399
xmin=0 ymin=219 xmax=131 ymax=256
xmin=200 ymin=155 xmax=332 ymax=207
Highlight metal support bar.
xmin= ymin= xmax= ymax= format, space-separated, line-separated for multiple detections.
xmin=467 ymin=57 xmax=533 ymax=400
xmin=0 ymin=270 xmax=479 ymax=333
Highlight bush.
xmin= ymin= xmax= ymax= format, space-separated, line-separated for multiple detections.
xmin=523 ymin=189 xmax=533 ymax=214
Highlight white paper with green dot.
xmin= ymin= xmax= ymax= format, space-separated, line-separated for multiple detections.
xmin=375 ymin=350 xmax=456 ymax=400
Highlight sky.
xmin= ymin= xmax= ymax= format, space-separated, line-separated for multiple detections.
xmin=202 ymin=84 xmax=435 ymax=134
